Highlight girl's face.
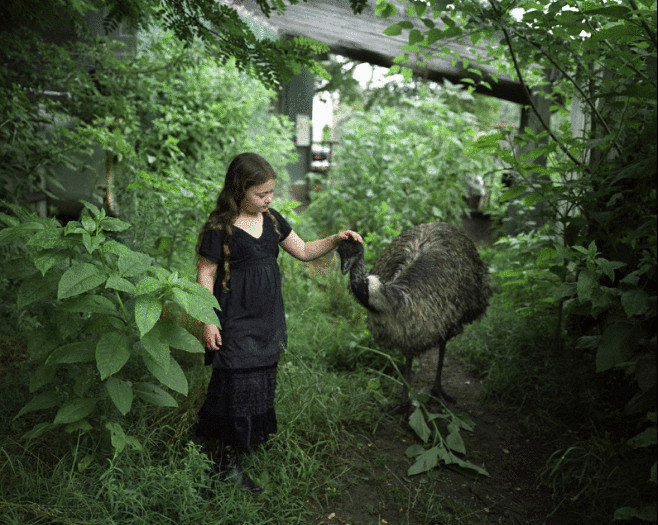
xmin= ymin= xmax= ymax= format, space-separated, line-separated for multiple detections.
xmin=241 ymin=178 xmax=275 ymax=215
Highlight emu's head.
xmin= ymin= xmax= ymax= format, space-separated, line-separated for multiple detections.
xmin=336 ymin=238 xmax=364 ymax=275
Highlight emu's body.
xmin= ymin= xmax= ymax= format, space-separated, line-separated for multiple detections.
xmin=337 ymin=222 xmax=491 ymax=405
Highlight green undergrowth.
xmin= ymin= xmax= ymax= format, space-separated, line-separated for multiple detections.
xmin=451 ymin=249 xmax=656 ymax=523
xmin=0 ymin=257 xmax=393 ymax=524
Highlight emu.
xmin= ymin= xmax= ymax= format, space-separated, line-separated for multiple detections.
xmin=337 ymin=222 xmax=492 ymax=407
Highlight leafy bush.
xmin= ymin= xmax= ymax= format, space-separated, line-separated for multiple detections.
xmin=0 ymin=202 xmax=218 ymax=454
xmin=306 ymin=84 xmax=495 ymax=260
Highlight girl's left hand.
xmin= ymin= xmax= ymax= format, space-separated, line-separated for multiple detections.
xmin=336 ymin=230 xmax=364 ymax=244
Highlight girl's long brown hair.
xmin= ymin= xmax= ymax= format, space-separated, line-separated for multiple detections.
xmin=196 ymin=152 xmax=281 ymax=292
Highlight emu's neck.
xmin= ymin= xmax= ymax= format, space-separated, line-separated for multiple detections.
xmin=348 ymin=257 xmax=386 ymax=312
xmin=348 ymin=257 xmax=370 ymax=309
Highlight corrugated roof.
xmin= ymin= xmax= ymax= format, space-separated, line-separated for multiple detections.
xmin=241 ymin=0 xmax=527 ymax=104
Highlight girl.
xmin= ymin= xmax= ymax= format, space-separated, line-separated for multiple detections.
xmin=195 ymin=152 xmax=362 ymax=493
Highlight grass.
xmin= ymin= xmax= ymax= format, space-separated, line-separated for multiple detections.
xmin=1 ymin=247 xmax=655 ymax=524
xmin=0 ymin=258 xmax=395 ymax=524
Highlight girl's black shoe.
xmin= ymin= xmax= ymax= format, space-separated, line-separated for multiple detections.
xmin=217 ymin=447 xmax=263 ymax=494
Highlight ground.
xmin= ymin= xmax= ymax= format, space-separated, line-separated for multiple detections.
xmin=314 ymin=351 xmax=566 ymax=525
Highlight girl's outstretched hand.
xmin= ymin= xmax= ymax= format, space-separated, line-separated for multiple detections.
xmin=203 ymin=323 xmax=222 ymax=351
xmin=336 ymin=230 xmax=364 ymax=244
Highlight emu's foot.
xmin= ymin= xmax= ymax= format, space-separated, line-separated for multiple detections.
xmin=430 ymin=387 xmax=456 ymax=405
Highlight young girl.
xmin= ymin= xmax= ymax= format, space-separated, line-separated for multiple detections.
xmin=195 ymin=152 xmax=362 ymax=493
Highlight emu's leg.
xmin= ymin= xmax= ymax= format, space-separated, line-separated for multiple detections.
xmin=431 ymin=341 xmax=456 ymax=404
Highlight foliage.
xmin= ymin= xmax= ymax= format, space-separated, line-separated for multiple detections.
xmin=0 ymin=0 xmax=346 ymax=88
xmin=306 ymin=83 xmax=496 ymax=259
xmin=117 ymin=34 xmax=298 ymax=269
xmin=0 ymin=202 xmax=219 ymax=454
xmin=373 ymin=0 xmax=657 ymax=518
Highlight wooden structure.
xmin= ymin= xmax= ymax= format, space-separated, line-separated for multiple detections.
xmin=241 ymin=0 xmax=529 ymax=105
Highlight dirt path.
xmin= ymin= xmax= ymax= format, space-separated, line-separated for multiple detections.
xmin=317 ymin=351 xmax=565 ymax=525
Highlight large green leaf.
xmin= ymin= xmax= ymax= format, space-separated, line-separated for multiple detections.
xmin=46 ymin=342 xmax=95 ymax=365
xmin=105 ymin=377 xmax=133 ymax=416
xmin=407 ymin=446 xmax=439 ymax=476
xmin=158 ymin=319 xmax=204 ymax=354
xmin=17 ymin=272 xmax=59 ymax=309
xmin=59 ymin=294 xmax=117 ymax=315
xmin=171 ymin=288 xmax=219 ymax=325
xmin=135 ymin=294 xmax=163 ymax=336
xmin=57 ymin=263 xmax=106 ymax=300
xmin=142 ymin=354 xmax=188 ymax=395
xmin=409 ymin=407 xmax=431 ymax=443
xmin=118 ymin=250 xmax=152 ymax=278
xmin=140 ymin=322 xmax=170 ymax=370
xmin=133 ymin=382 xmax=178 ymax=407
xmin=105 ymin=275 xmax=136 ymax=295
xmin=53 ymin=398 xmax=96 ymax=425
xmin=445 ymin=423 xmax=466 ymax=454
xmin=14 ymin=391 xmax=59 ymax=419
xmin=96 ymin=332 xmax=132 ymax=380
xmin=596 ymin=323 xmax=634 ymax=372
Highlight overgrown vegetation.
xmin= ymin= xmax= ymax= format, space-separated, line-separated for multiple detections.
xmin=1 ymin=0 xmax=656 ymax=523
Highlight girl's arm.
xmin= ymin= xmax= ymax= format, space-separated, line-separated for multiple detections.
xmin=197 ymin=257 xmax=222 ymax=350
xmin=280 ymin=230 xmax=363 ymax=262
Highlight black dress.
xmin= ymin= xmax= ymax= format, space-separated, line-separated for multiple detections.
xmin=196 ymin=208 xmax=292 ymax=448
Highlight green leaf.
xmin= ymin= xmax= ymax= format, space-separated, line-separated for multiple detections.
xmin=58 ymin=294 xmax=117 ymax=315
xmin=14 ymin=391 xmax=59 ymax=419
xmin=135 ymin=295 xmax=163 ymax=336
xmin=614 ymin=505 xmax=657 ymax=522
xmin=445 ymin=423 xmax=466 ymax=454
xmin=133 ymin=382 xmax=178 ymax=407
xmin=100 ymin=217 xmax=131 ymax=232
xmin=135 ymin=276 xmax=164 ymax=296
xmin=375 ymin=1 xmax=397 ymax=17
xmin=17 ymin=272 xmax=59 ymax=309
xmin=621 ymin=289 xmax=650 ymax=317
xmin=409 ymin=407 xmax=431 ymax=443
xmin=409 ymin=29 xmax=423 ymax=45
xmin=384 ymin=22 xmax=404 ymax=36
xmin=140 ymin=323 xmax=170 ymax=369
xmin=53 ymin=398 xmax=96 ymax=425
xmin=143 ymin=354 xmax=188 ymax=395
xmin=407 ymin=446 xmax=439 ymax=475
xmin=118 ymin=251 xmax=152 ymax=278
xmin=25 ymin=228 xmax=64 ymax=250
xmin=596 ymin=323 xmax=633 ymax=372
xmin=498 ymin=185 xmax=526 ymax=203
xmin=106 ymin=377 xmax=133 ymax=416
xmin=33 ymin=252 xmax=68 ymax=276
xmin=58 ymin=263 xmax=106 ymax=300
xmin=159 ymin=319 xmax=204 ymax=353
xmin=105 ymin=421 xmax=127 ymax=454
xmin=577 ymin=269 xmax=598 ymax=303
xmin=46 ymin=342 xmax=96 ymax=365
xmin=106 ymin=275 xmax=136 ymax=295
xmin=96 ymin=332 xmax=132 ymax=380
xmin=171 ymin=288 xmax=219 ymax=325
xmin=627 ymin=427 xmax=657 ymax=448
xmin=65 ymin=419 xmax=93 ymax=434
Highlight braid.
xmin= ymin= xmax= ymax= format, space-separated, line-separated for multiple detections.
xmin=265 ymin=209 xmax=281 ymax=240
xmin=221 ymin=225 xmax=233 ymax=293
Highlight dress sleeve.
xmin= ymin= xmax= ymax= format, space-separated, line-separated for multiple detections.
xmin=269 ymin=208 xmax=292 ymax=241
xmin=198 ymin=229 xmax=224 ymax=264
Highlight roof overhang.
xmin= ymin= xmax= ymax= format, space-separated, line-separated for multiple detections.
xmin=241 ymin=0 xmax=527 ymax=105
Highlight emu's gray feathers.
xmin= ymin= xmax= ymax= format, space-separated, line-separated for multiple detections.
xmin=337 ymin=222 xmax=491 ymax=403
